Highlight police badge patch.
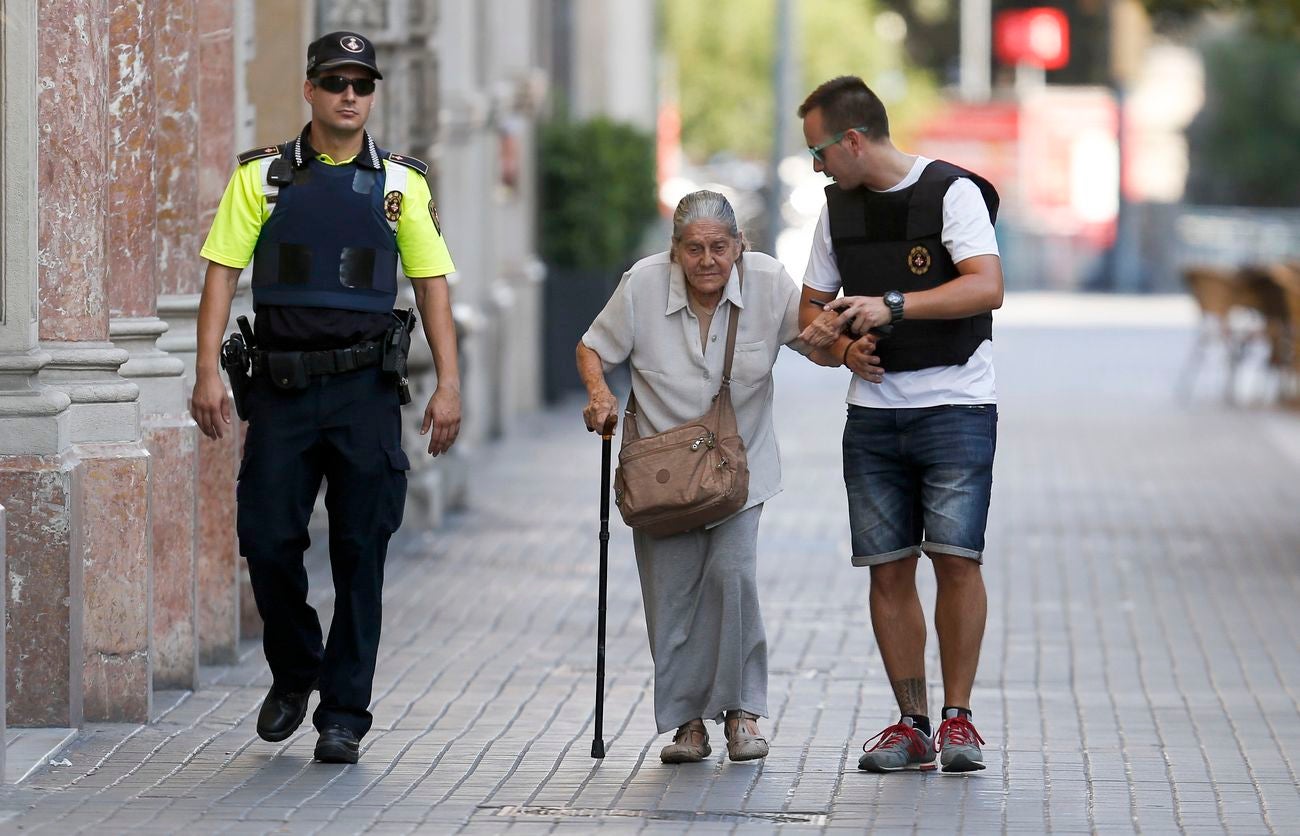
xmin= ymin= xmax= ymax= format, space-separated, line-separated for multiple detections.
xmin=384 ymin=190 xmax=402 ymax=222
xmin=908 ymin=245 xmax=931 ymax=275
xmin=429 ymin=200 xmax=442 ymax=235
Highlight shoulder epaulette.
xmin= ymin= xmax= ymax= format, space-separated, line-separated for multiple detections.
xmin=237 ymin=144 xmax=285 ymax=166
xmin=384 ymin=152 xmax=429 ymax=176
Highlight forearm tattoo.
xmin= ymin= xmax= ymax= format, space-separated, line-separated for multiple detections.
xmin=891 ymin=677 xmax=928 ymax=715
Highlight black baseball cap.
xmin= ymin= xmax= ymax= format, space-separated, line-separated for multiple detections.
xmin=306 ymin=31 xmax=383 ymax=80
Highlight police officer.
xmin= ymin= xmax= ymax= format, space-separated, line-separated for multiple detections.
xmin=190 ymin=31 xmax=461 ymax=764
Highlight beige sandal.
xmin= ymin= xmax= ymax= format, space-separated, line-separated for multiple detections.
xmin=660 ymin=719 xmax=711 ymax=763
xmin=724 ymin=710 xmax=769 ymax=761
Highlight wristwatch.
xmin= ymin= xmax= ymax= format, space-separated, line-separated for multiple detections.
xmin=883 ymin=290 xmax=905 ymax=324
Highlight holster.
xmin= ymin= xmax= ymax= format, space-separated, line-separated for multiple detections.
xmin=219 ymin=334 xmax=253 ymax=420
xmin=382 ymin=308 xmax=417 ymax=405
xmin=382 ymin=309 xmax=415 ymax=377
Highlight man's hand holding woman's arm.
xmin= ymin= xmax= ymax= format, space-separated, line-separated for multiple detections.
xmin=796 ymin=285 xmax=883 ymax=380
xmin=823 ymin=255 xmax=1004 ymax=334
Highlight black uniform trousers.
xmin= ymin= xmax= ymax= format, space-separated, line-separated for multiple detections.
xmin=237 ymin=365 xmax=410 ymax=738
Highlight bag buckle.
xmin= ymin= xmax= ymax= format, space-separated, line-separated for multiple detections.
xmin=690 ymin=432 xmax=716 ymax=452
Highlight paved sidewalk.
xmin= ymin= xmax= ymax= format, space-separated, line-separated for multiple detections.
xmin=2 ymin=296 xmax=1299 ymax=833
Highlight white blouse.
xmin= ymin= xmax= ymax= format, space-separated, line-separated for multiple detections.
xmin=582 ymin=250 xmax=804 ymax=517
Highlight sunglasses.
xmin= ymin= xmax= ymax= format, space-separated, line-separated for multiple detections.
xmin=312 ymin=75 xmax=376 ymax=96
xmin=808 ymin=125 xmax=868 ymax=162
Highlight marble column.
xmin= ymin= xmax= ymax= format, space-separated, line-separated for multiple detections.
xmin=195 ymin=0 xmax=244 ymax=659
xmin=0 ymin=502 xmax=7 ymax=773
xmin=153 ymin=0 xmax=246 ymax=660
xmin=107 ymin=0 xmax=200 ymax=692
xmin=432 ymin=0 xmax=494 ymax=516
xmin=485 ymin=3 xmax=545 ymax=430
xmin=34 ymin=0 xmax=152 ymax=725
xmin=0 ymin=0 xmax=71 ymax=729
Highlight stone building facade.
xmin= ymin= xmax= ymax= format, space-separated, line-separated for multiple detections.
xmin=0 ymin=0 xmax=655 ymax=751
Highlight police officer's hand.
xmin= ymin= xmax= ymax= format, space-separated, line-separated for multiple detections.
xmin=191 ymin=370 xmax=232 ymax=440
xmin=583 ymin=389 xmax=619 ymax=436
xmin=798 ymin=308 xmax=845 ymax=348
xmin=844 ymin=336 xmax=884 ymax=384
xmin=420 ymin=384 xmax=461 ymax=456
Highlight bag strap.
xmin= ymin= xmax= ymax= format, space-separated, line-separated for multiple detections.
xmin=719 ymin=283 xmax=741 ymax=386
xmin=625 ymin=258 xmax=745 ymax=429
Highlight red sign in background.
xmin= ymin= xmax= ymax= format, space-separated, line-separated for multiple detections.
xmin=914 ymin=89 xmax=1119 ymax=247
xmin=995 ymin=7 xmax=1071 ymax=70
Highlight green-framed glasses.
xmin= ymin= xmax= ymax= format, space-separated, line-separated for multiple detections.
xmin=808 ymin=125 xmax=868 ymax=162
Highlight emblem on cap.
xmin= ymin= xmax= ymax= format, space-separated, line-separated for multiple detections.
xmin=384 ymin=190 xmax=402 ymax=222
xmin=341 ymin=35 xmax=364 ymax=53
xmin=907 ymin=245 xmax=931 ymax=275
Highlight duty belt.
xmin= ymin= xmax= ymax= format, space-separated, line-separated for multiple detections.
xmin=251 ymin=340 xmax=384 ymax=389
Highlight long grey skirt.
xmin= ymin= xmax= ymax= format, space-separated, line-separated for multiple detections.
xmin=632 ymin=503 xmax=768 ymax=734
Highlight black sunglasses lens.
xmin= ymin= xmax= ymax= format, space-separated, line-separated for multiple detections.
xmin=317 ymin=76 xmax=375 ymax=95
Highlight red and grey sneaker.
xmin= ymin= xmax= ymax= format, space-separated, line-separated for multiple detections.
xmin=857 ymin=717 xmax=936 ymax=772
xmin=935 ymin=709 xmax=986 ymax=772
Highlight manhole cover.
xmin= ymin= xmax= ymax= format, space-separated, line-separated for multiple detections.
xmin=488 ymin=806 xmax=828 ymax=825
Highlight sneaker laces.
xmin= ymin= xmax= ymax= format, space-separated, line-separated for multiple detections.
xmin=935 ymin=715 xmax=985 ymax=751
xmin=862 ymin=721 xmax=928 ymax=757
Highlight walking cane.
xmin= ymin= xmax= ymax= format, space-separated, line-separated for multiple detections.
xmin=592 ymin=429 xmax=612 ymax=759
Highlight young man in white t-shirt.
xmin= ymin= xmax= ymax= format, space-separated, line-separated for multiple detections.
xmin=796 ymin=76 xmax=1004 ymax=774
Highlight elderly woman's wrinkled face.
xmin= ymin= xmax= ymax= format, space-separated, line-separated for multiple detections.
xmin=675 ymin=220 xmax=741 ymax=300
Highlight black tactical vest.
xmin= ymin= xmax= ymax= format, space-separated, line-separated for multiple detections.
xmin=251 ymin=149 xmax=400 ymax=314
xmin=825 ymin=160 xmax=999 ymax=372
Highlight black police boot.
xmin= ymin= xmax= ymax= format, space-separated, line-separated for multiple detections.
xmin=314 ymin=724 xmax=360 ymax=764
xmin=256 ymin=683 xmax=314 ymax=742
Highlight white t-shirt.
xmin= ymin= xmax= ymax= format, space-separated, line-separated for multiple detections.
xmin=803 ymin=156 xmax=1000 ymax=409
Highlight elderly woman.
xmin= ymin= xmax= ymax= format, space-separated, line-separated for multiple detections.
xmin=577 ymin=191 xmax=841 ymax=764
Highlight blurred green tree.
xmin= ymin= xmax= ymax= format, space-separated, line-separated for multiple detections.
xmin=1184 ymin=29 xmax=1300 ymax=207
xmin=1146 ymin=1 xmax=1300 ymax=205
xmin=1141 ymin=0 xmax=1300 ymax=39
xmin=662 ymin=0 xmax=939 ymax=161
xmin=538 ymin=117 xmax=659 ymax=268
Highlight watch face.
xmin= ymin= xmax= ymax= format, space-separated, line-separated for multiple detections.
xmin=885 ymin=291 xmax=904 ymax=322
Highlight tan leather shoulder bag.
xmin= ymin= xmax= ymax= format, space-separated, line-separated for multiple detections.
xmin=613 ymin=271 xmax=750 ymax=538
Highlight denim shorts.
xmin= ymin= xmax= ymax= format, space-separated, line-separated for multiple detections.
xmin=842 ymin=404 xmax=997 ymax=566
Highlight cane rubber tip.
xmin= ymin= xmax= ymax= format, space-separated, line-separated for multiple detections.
xmin=591 ymin=739 xmax=606 ymax=759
